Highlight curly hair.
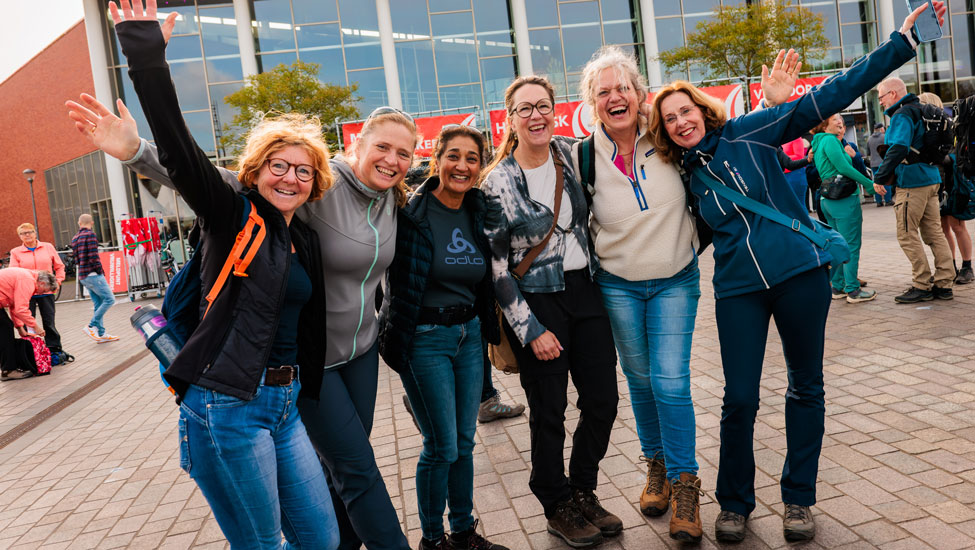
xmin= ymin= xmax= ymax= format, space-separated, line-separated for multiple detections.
xmin=649 ymin=80 xmax=727 ymax=164
xmin=236 ymin=112 xmax=333 ymax=202
xmin=580 ymin=45 xmax=648 ymax=125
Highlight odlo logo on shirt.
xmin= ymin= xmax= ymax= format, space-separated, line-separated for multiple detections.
xmin=445 ymin=228 xmax=483 ymax=265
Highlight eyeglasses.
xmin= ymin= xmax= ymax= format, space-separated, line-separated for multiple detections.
xmin=511 ymin=99 xmax=554 ymax=118
xmin=18 ymin=230 xmax=35 ymax=235
xmin=265 ymin=158 xmax=315 ymax=182
xmin=663 ymin=105 xmax=700 ymax=126
xmin=878 ymin=90 xmax=895 ymax=102
xmin=368 ymin=106 xmax=414 ymax=122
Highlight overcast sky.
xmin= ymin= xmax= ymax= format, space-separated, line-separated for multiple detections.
xmin=0 ymin=0 xmax=85 ymax=84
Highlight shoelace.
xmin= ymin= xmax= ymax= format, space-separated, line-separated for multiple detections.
xmin=556 ymin=501 xmax=591 ymax=529
xmin=785 ymin=504 xmax=810 ymax=522
xmin=717 ymin=510 xmax=744 ymax=526
xmin=574 ymin=490 xmax=608 ymax=518
xmin=640 ymin=454 xmax=667 ymax=495
xmin=672 ymin=480 xmax=704 ymax=521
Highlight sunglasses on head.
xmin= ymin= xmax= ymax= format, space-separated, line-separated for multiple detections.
xmin=368 ymin=106 xmax=414 ymax=122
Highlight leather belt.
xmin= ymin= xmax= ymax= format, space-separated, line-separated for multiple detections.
xmin=417 ymin=304 xmax=476 ymax=326
xmin=264 ymin=365 xmax=297 ymax=386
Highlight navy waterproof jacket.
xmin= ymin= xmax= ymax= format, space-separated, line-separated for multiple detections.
xmin=681 ymin=31 xmax=916 ymax=299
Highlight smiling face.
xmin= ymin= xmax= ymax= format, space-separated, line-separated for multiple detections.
xmin=509 ymin=84 xmax=554 ymax=151
xmin=437 ymin=135 xmax=481 ymax=197
xmin=354 ymin=120 xmax=415 ymax=192
xmin=254 ymin=144 xmax=313 ymax=221
xmin=660 ymin=91 xmax=706 ymax=150
xmin=827 ymin=114 xmax=845 ymax=137
xmin=594 ymin=67 xmax=640 ymax=136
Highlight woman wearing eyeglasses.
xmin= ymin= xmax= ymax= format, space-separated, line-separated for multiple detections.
xmin=480 ymin=76 xmax=620 ymax=549
xmin=104 ymin=2 xmax=340 ymax=548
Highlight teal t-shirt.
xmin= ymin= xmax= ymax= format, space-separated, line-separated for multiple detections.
xmin=422 ymin=196 xmax=486 ymax=308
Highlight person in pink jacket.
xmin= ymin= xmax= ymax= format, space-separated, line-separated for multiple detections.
xmin=0 ymin=267 xmax=58 ymax=380
xmin=9 ymin=223 xmax=66 ymax=353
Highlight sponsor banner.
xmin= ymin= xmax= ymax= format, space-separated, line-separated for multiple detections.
xmin=342 ymin=112 xmax=477 ymax=158
xmin=488 ymin=84 xmax=745 ymax=146
xmin=749 ymin=76 xmax=827 ymax=107
xmin=99 ymin=251 xmax=128 ymax=293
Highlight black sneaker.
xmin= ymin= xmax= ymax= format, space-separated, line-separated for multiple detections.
xmin=933 ymin=286 xmax=953 ymax=300
xmin=418 ymin=534 xmax=448 ymax=550
xmin=547 ymin=499 xmax=603 ymax=548
xmin=572 ymin=489 xmax=623 ymax=537
xmin=956 ymin=266 xmax=974 ymax=285
xmin=448 ymin=519 xmax=510 ymax=550
xmin=894 ymin=287 xmax=934 ymax=303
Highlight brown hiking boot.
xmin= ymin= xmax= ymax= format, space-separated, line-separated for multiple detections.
xmin=639 ymin=453 xmax=670 ymax=517
xmin=572 ymin=489 xmax=622 ymax=537
xmin=669 ymin=472 xmax=703 ymax=542
xmin=782 ymin=503 xmax=815 ymax=542
xmin=546 ymin=499 xmax=603 ymax=548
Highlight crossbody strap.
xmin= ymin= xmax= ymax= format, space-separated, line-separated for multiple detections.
xmin=512 ymin=145 xmax=565 ymax=279
xmin=692 ymin=167 xmax=828 ymax=249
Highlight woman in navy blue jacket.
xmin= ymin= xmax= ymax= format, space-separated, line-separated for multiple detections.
xmin=648 ymin=3 xmax=944 ymax=544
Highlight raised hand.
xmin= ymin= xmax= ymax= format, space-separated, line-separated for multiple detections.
xmin=66 ymin=93 xmax=142 ymax=161
xmin=108 ymin=0 xmax=177 ymax=43
xmin=760 ymin=49 xmax=802 ymax=108
xmin=900 ymin=1 xmax=946 ymax=36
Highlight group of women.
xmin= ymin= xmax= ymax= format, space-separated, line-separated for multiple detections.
xmin=68 ymin=0 xmax=943 ymax=548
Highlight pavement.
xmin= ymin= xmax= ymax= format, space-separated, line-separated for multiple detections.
xmin=1 ymin=204 xmax=975 ymax=550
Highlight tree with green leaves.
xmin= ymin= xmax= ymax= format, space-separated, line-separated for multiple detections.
xmin=218 ymin=59 xmax=360 ymax=161
xmin=658 ymin=0 xmax=829 ymax=110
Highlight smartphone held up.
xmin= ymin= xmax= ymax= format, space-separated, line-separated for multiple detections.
xmin=907 ymin=0 xmax=943 ymax=42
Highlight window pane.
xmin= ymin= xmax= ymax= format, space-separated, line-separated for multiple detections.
xmin=838 ymin=0 xmax=874 ymax=23
xmin=652 ymin=0 xmax=680 ymax=17
xmin=440 ymin=83 xmax=482 ymax=110
xmin=182 ymin=110 xmax=216 ymax=155
xmin=841 ymin=23 xmax=876 ymax=65
xmin=297 ymin=23 xmax=347 ymax=85
xmin=809 ymin=5 xmax=840 ymax=47
xmin=433 ymin=12 xmax=479 ymax=86
xmin=429 ymin=0 xmax=467 ymax=12
xmin=200 ymin=6 xmax=244 ymax=82
xmin=209 ymin=82 xmax=244 ymax=137
xmin=560 ymin=2 xmax=602 ymax=73
xmin=159 ymin=3 xmax=199 ymax=35
xmin=682 ymin=0 xmax=717 ymax=16
xmin=348 ymin=68 xmax=389 ymax=113
xmin=952 ymin=14 xmax=975 ymax=79
xmin=390 ymin=0 xmax=430 ymax=37
xmin=526 ymin=0 xmax=558 ymax=27
xmin=601 ymin=0 xmax=640 ymax=43
xmin=918 ymin=37 xmax=953 ymax=83
xmin=529 ymin=28 xmax=567 ymax=96
xmin=480 ymin=56 xmax=516 ymax=106
xmin=474 ymin=0 xmax=514 ymax=56
xmin=253 ymin=0 xmax=296 ymax=52
xmin=655 ymin=17 xmax=685 ymax=81
xmin=339 ymin=0 xmax=383 ymax=69
xmin=396 ymin=41 xmax=440 ymax=112
xmin=167 ymin=36 xmax=210 ymax=112
xmin=258 ymin=50 xmax=298 ymax=72
xmin=292 ymin=0 xmax=338 ymax=24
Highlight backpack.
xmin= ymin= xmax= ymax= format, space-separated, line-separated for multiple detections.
xmin=18 ymin=336 xmax=51 ymax=375
xmin=157 ymin=196 xmax=266 ymax=391
xmin=50 ymin=350 xmax=75 ymax=366
xmin=954 ymin=94 xmax=975 ymax=175
xmin=577 ymin=134 xmax=597 ymax=206
xmin=944 ymin=154 xmax=975 ymax=221
xmin=902 ymin=102 xmax=953 ymax=165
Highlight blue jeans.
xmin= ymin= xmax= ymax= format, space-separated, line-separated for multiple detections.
xmin=80 ymin=273 xmax=115 ymax=335
xmin=595 ymin=260 xmax=701 ymax=481
xmin=874 ymin=184 xmax=893 ymax=205
xmin=178 ymin=376 xmax=339 ymax=550
xmin=400 ymin=318 xmax=482 ymax=540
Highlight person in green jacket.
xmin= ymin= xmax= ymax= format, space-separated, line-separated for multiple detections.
xmin=810 ymin=113 xmax=877 ymax=303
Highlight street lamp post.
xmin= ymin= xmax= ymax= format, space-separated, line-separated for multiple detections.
xmin=22 ymin=169 xmax=40 ymax=240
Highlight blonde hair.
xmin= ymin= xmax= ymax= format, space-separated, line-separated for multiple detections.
xmin=236 ymin=112 xmax=332 ymax=202
xmin=483 ymin=76 xmax=556 ymax=178
xmin=580 ymin=45 xmax=648 ymax=125
xmin=347 ymin=110 xmax=417 ymax=207
xmin=918 ymin=92 xmax=943 ymax=108
xmin=649 ymin=80 xmax=727 ymax=164
xmin=16 ymin=223 xmax=35 ymax=234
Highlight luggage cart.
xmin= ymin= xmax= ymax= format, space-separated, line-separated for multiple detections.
xmin=121 ymin=217 xmax=165 ymax=301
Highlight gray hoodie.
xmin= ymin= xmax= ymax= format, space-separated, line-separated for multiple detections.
xmin=126 ymin=141 xmax=397 ymax=368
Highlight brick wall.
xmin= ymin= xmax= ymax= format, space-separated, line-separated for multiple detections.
xmin=0 ymin=21 xmax=96 ymax=256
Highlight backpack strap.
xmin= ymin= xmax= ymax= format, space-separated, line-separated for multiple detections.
xmin=202 ymin=197 xmax=267 ymax=318
xmin=579 ymin=134 xmax=596 ymax=205
xmin=512 ymin=144 xmax=564 ymax=279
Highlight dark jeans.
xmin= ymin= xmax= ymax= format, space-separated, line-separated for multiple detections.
xmin=504 ymin=270 xmax=619 ymax=517
xmin=297 ymin=342 xmax=410 ymax=550
xmin=480 ymin=339 xmax=499 ymax=403
xmin=1 ymin=309 xmax=17 ymax=372
xmin=714 ymin=267 xmax=830 ymax=517
xmin=29 ymin=294 xmax=61 ymax=351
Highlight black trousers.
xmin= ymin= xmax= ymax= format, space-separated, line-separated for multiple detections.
xmin=504 ymin=270 xmax=619 ymax=517
xmin=29 ymin=295 xmax=61 ymax=351
xmin=1 ymin=309 xmax=17 ymax=372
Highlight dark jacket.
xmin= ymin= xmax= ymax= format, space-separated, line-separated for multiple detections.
xmin=681 ymin=31 xmax=915 ymax=299
xmin=874 ymin=94 xmax=942 ymax=188
xmin=117 ymin=21 xmax=326 ymax=401
xmin=378 ymin=177 xmax=499 ymax=373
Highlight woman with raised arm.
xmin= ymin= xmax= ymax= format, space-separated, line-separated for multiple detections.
xmin=647 ymin=3 xmax=944 ymax=544
xmin=480 ymin=76 xmax=620 ymax=549
xmin=107 ymin=1 xmax=338 ymax=547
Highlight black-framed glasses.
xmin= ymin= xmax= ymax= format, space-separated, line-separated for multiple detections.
xmin=511 ymin=99 xmax=554 ymax=118
xmin=266 ymin=158 xmax=315 ymax=182
xmin=878 ymin=90 xmax=895 ymax=102
xmin=18 ymin=230 xmax=35 ymax=236
xmin=368 ymin=106 xmax=415 ymax=122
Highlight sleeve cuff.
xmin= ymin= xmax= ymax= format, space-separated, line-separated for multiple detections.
xmin=121 ymin=138 xmax=148 ymax=165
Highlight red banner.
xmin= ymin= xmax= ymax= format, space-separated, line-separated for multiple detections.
xmin=748 ymin=76 xmax=827 ymax=107
xmin=342 ymin=112 xmax=478 ymax=158
xmin=98 ymin=251 xmax=128 ymax=294
xmin=488 ymin=84 xmax=746 ymax=146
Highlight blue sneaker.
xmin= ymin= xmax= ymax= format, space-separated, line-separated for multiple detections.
xmin=846 ymin=288 xmax=877 ymax=303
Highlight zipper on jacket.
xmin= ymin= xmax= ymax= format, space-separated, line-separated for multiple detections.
xmin=703 ymin=162 xmax=770 ymax=289
xmin=340 ymin=196 xmax=382 ymax=366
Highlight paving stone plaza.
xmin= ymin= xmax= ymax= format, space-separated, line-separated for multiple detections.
xmin=1 ymin=205 xmax=974 ymax=549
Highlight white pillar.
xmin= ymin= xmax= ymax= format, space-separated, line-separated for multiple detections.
xmin=876 ymin=0 xmax=897 ymax=40
xmin=510 ymin=0 xmax=533 ymax=76
xmin=233 ymin=0 xmax=259 ymax=77
xmin=83 ymin=0 xmax=129 ymax=246
xmin=375 ymin=0 xmax=403 ymax=109
xmin=639 ymin=0 xmax=663 ymax=88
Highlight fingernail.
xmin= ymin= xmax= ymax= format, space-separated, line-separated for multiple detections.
xmin=558 ymin=345 xmax=564 ymax=350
